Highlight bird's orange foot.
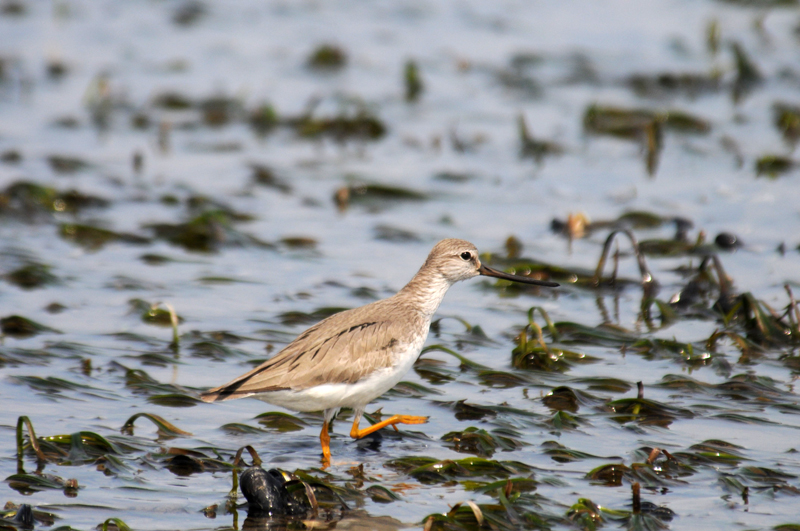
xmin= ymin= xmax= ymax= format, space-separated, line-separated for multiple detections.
xmin=394 ymin=415 xmax=428 ymax=425
xmin=320 ymin=420 xmax=332 ymax=468
xmin=350 ymin=414 xmax=429 ymax=439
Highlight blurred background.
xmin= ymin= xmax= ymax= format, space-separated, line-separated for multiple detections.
xmin=1 ymin=1 xmax=800 ymax=529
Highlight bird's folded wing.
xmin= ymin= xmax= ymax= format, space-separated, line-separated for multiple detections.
xmin=201 ymin=306 xmax=415 ymax=402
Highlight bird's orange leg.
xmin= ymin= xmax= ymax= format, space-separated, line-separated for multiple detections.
xmin=320 ymin=420 xmax=331 ymax=467
xmin=350 ymin=414 xmax=428 ymax=439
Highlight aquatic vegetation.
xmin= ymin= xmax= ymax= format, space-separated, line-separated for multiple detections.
xmin=518 ymin=114 xmax=563 ymax=162
xmin=334 ymin=181 xmax=428 ymax=212
xmin=47 ymin=155 xmax=90 ymax=174
xmin=248 ymin=102 xmax=279 ymax=134
xmin=198 ymin=95 xmax=244 ymax=127
xmin=254 ymin=412 xmax=308 ymax=432
xmin=292 ymin=110 xmax=386 ymax=141
xmin=626 ymin=72 xmax=721 ymax=98
xmin=551 ymin=210 xmax=689 ymax=240
xmin=3 ymin=262 xmax=58 ymax=289
xmin=756 ymin=155 xmax=794 ymax=177
xmin=1 ymin=315 xmax=59 ymax=338
xmin=277 ymin=307 xmax=349 ymax=326
xmin=60 ymin=223 xmax=149 ymax=250
xmin=0 ymin=181 xmax=108 ymax=220
xmin=307 ymin=44 xmax=347 ymax=70
xmin=441 ymin=427 xmax=527 ymax=457
xmin=249 ymin=163 xmax=292 ymax=193
xmin=584 ymin=104 xmax=710 ymax=174
xmin=404 ymin=60 xmax=423 ymax=102
xmin=147 ymin=210 xmax=269 ymax=252
xmin=121 ymin=412 xmax=192 ymax=437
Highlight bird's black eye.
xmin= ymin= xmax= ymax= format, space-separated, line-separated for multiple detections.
xmin=460 ymin=251 xmax=472 ymax=261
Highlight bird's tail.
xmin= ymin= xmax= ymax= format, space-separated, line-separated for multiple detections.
xmin=200 ymin=387 xmax=225 ymax=403
xmin=200 ymin=366 xmax=270 ymax=402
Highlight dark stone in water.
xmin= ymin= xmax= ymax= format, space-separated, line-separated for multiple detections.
xmin=239 ymin=467 xmax=305 ymax=516
xmin=10 ymin=504 xmax=34 ymax=528
xmin=715 ymin=232 xmax=741 ymax=250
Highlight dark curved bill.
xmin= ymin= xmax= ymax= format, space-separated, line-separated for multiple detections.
xmin=478 ymin=264 xmax=559 ymax=287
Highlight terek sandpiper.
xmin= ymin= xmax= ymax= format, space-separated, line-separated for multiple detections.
xmin=201 ymin=238 xmax=558 ymax=465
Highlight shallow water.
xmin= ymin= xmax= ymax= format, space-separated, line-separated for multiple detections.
xmin=1 ymin=0 xmax=800 ymax=529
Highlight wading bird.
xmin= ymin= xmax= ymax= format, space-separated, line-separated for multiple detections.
xmin=201 ymin=239 xmax=558 ymax=465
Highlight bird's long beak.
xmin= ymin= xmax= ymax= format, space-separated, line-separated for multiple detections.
xmin=478 ymin=264 xmax=559 ymax=287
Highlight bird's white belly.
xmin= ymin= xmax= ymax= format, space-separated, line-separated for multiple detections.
xmin=251 ymin=338 xmax=424 ymax=412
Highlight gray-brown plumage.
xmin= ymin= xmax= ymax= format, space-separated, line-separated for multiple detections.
xmin=200 ymin=305 xmax=423 ymax=400
xmin=201 ymin=238 xmax=558 ymax=465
